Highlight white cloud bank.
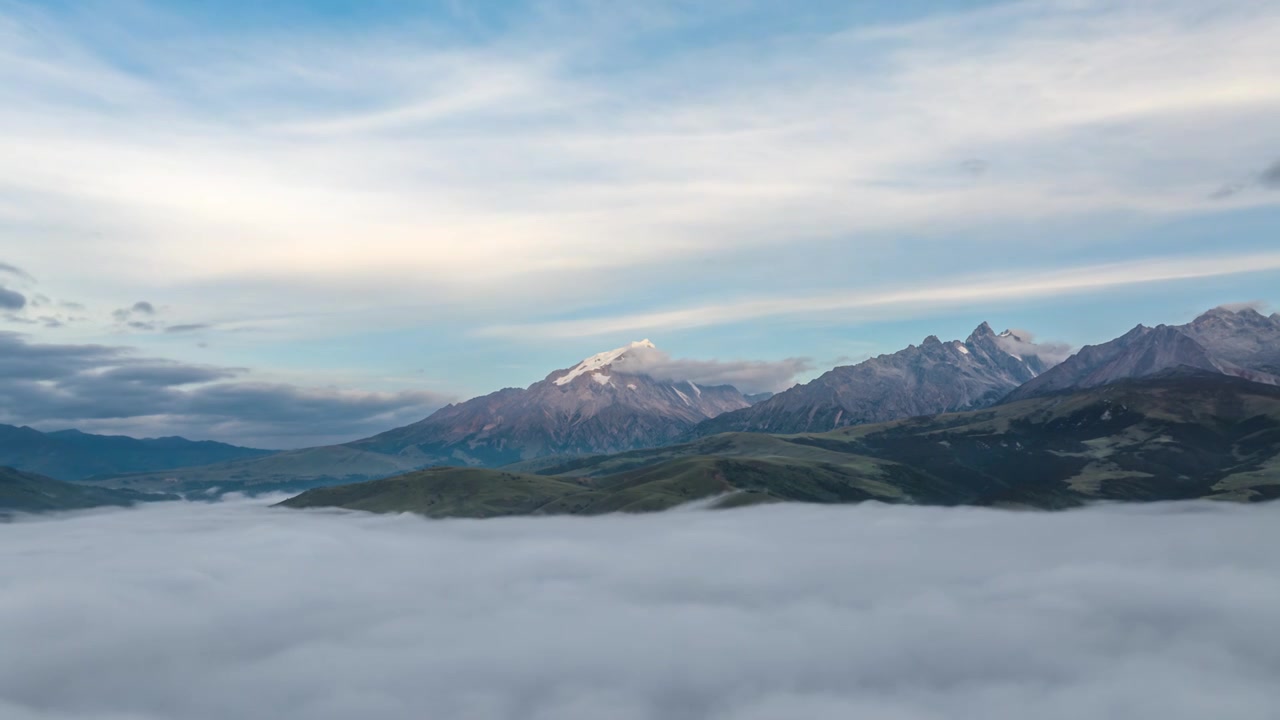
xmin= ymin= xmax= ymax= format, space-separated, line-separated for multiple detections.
xmin=1 ymin=500 xmax=1278 ymax=720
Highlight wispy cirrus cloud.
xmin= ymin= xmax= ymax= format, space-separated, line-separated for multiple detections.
xmin=0 ymin=0 xmax=1277 ymax=399
xmin=480 ymin=251 xmax=1280 ymax=338
xmin=2 ymin=0 xmax=1279 ymax=303
xmin=0 ymin=262 xmax=32 ymax=281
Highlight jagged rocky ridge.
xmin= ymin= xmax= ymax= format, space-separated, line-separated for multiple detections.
xmin=693 ymin=322 xmax=1055 ymax=435
xmin=1006 ymin=307 xmax=1280 ymax=402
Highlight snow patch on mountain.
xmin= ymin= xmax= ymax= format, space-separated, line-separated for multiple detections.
xmin=554 ymin=340 xmax=656 ymax=386
xmin=994 ymin=329 xmax=1073 ymax=366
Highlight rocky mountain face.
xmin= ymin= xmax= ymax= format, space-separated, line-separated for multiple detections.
xmin=1179 ymin=307 xmax=1280 ymax=375
xmin=348 ymin=340 xmax=751 ymax=467
xmin=1006 ymin=307 xmax=1280 ymax=402
xmin=693 ymin=322 xmax=1055 ymax=436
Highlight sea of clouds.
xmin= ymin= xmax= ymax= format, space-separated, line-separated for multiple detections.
xmin=2 ymin=499 xmax=1278 ymax=720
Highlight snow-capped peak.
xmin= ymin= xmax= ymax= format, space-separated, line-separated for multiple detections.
xmin=554 ymin=340 xmax=656 ymax=386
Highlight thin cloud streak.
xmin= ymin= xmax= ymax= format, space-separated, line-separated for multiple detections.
xmin=481 ymin=251 xmax=1280 ymax=338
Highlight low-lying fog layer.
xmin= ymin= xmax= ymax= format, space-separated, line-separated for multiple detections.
xmin=2 ymin=500 xmax=1278 ymax=720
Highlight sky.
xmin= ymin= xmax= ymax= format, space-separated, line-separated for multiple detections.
xmin=2 ymin=498 xmax=1278 ymax=719
xmin=2 ymin=0 xmax=1279 ymax=446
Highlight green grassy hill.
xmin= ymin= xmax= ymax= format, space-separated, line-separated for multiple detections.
xmin=1 ymin=466 xmax=177 ymax=515
xmin=279 ymin=468 xmax=592 ymax=517
xmin=278 ymin=371 xmax=1280 ymax=517
xmin=89 ymin=445 xmax=430 ymax=496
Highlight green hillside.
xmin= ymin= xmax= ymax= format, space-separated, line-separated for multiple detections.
xmin=1 ymin=466 xmax=177 ymax=515
xmin=279 ymin=467 xmax=591 ymax=517
xmin=90 ymin=445 xmax=430 ymax=496
xmin=278 ymin=371 xmax=1280 ymax=517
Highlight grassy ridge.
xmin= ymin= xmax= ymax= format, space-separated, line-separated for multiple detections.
xmin=85 ymin=445 xmax=431 ymax=496
xmin=1 ymin=466 xmax=177 ymax=514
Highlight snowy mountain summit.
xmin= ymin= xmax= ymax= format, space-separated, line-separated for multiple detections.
xmin=350 ymin=339 xmax=749 ymax=466
xmin=554 ymin=340 xmax=657 ymax=386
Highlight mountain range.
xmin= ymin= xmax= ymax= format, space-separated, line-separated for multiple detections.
xmin=88 ymin=340 xmax=755 ymax=494
xmin=349 ymin=340 xmax=751 ymax=466
xmin=84 ymin=325 xmax=1064 ymax=494
xmin=0 ymin=424 xmax=270 ymax=481
xmin=16 ymin=305 xmax=1280 ymax=509
xmin=281 ymin=370 xmax=1280 ymax=516
xmin=1008 ymin=307 xmax=1280 ymax=401
xmin=695 ymin=322 xmax=1055 ymax=436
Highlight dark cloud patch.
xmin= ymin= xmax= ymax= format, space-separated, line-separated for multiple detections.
xmin=0 ymin=332 xmax=449 ymax=447
xmin=0 ymin=500 xmax=1276 ymax=720
xmin=0 ymin=333 xmax=126 ymax=380
xmin=612 ymin=346 xmax=813 ymax=394
xmin=1211 ymin=159 xmax=1280 ymax=198
xmin=0 ymin=286 xmax=26 ymax=310
xmin=112 ymin=303 xmax=206 ymax=335
xmin=1261 ymin=159 xmax=1280 ymax=189
xmin=0 ymin=262 xmax=32 ymax=281
xmin=165 ymin=323 xmax=211 ymax=333
xmin=960 ymin=158 xmax=989 ymax=176
xmin=5 ymin=310 xmax=82 ymax=329
xmin=113 ymin=301 xmax=158 ymax=325
xmin=1209 ymin=182 xmax=1244 ymax=200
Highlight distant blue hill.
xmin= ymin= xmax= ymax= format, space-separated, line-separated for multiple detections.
xmin=0 ymin=424 xmax=274 ymax=481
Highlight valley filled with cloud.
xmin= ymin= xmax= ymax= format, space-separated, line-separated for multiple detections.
xmin=2 ymin=500 xmax=1277 ymax=720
